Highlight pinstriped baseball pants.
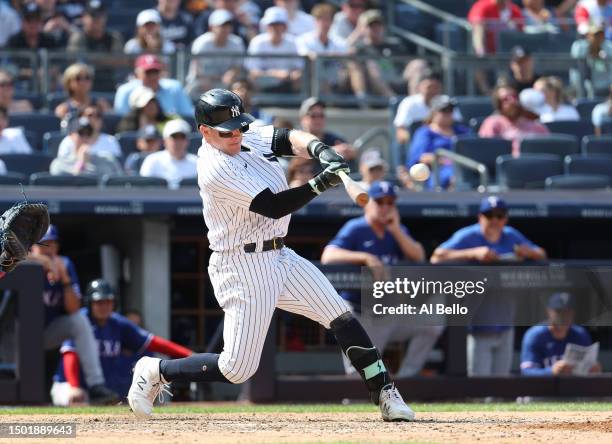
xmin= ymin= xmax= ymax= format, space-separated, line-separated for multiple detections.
xmin=209 ymin=247 xmax=350 ymax=384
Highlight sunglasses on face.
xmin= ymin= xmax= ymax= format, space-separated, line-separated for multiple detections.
xmin=374 ymin=198 xmax=396 ymax=206
xmin=482 ymin=211 xmax=507 ymax=219
xmin=307 ymin=113 xmax=325 ymax=119
xmin=75 ymin=75 xmax=92 ymax=82
xmin=0 ymin=81 xmax=13 ymax=88
xmin=83 ymin=112 xmax=100 ymax=119
xmin=145 ymin=69 xmax=161 ymax=76
xmin=170 ymin=133 xmax=187 ymax=140
xmin=215 ymin=125 xmax=249 ymax=138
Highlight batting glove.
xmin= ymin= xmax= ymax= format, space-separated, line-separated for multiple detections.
xmin=307 ymin=140 xmax=345 ymax=167
xmin=308 ymin=161 xmax=350 ymax=195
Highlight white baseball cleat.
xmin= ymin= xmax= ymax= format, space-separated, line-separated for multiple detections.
xmin=379 ymin=383 xmax=416 ymax=422
xmin=127 ymin=356 xmax=172 ymax=419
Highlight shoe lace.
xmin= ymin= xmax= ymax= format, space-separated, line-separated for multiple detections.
xmin=383 ymin=383 xmax=404 ymax=403
xmin=151 ymin=381 xmax=173 ymax=404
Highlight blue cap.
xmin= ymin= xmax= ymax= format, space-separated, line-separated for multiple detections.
xmin=479 ymin=196 xmax=507 ymax=213
xmin=368 ymin=181 xmax=397 ymax=200
xmin=548 ymin=292 xmax=574 ymax=310
xmin=40 ymin=224 xmax=59 ymax=242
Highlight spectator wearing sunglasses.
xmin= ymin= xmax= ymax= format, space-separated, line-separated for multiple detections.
xmin=431 ymin=196 xmax=547 ymax=377
xmin=0 ymin=70 xmax=33 ymax=113
xmin=139 ymin=118 xmax=197 ymax=189
xmin=55 ymin=63 xmax=111 ymax=121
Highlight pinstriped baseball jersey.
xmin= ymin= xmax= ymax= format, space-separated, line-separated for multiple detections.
xmin=197 ymin=125 xmax=290 ymax=252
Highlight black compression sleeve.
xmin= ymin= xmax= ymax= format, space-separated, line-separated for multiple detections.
xmin=271 ymin=128 xmax=293 ymax=157
xmin=249 ymin=184 xmax=317 ymax=219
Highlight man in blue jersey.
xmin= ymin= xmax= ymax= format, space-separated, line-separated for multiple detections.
xmin=28 ymin=226 xmax=118 ymax=404
xmin=51 ymin=278 xmax=192 ymax=405
xmin=520 ymin=292 xmax=602 ymax=376
xmin=431 ymin=196 xmax=547 ymax=376
xmin=322 ymin=181 xmax=442 ymax=377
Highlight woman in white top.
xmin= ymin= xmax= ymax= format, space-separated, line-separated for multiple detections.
xmin=0 ymin=105 xmax=32 ymax=155
xmin=533 ymin=76 xmax=580 ymax=123
xmin=57 ymin=104 xmax=121 ymax=160
xmin=124 ymin=9 xmax=176 ymax=55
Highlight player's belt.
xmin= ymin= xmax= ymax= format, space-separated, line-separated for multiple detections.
xmin=243 ymin=237 xmax=285 ymax=253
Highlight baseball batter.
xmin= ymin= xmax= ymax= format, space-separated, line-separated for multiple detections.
xmin=128 ymin=89 xmax=414 ymax=421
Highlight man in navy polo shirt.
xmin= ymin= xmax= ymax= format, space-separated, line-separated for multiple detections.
xmin=431 ymin=196 xmax=547 ymax=376
xmin=322 ymin=181 xmax=442 ymax=377
xmin=521 ymin=292 xmax=602 ymax=376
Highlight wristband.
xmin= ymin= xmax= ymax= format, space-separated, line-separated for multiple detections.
xmin=306 ymin=139 xmax=325 ymax=158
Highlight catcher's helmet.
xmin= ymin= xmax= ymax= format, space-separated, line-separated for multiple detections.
xmin=86 ymin=278 xmax=115 ymax=303
xmin=195 ymin=88 xmax=255 ymax=132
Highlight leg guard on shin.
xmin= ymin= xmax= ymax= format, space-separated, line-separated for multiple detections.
xmin=160 ymin=353 xmax=231 ymax=384
xmin=330 ymin=312 xmax=390 ymax=405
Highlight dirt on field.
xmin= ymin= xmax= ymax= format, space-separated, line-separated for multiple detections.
xmin=2 ymin=411 xmax=612 ymax=444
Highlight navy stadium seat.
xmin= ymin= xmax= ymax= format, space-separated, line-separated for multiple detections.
xmin=543 ymin=120 xmax=594 ymax=140
xmin=8 ymin=113 xmax=61 ymax=150
xmin=545 ymin=174 xmax=609 ymax=190
xmin=29 ymin=172 xmax=98 ymax=187
xmin=468 ymin=116 xmax=487 ymax=133
xmin=179 ymin=177 xmax=199 ymax=188
xmin=116 ymin=131 xmax=140 ymax=157
xmin=102 ymin=112 xmax=123 ymax=135
xmin=0 ymin=153 xmax=53 ymax=176
xmin=189 ymin=133 xmax=202 ymax=155
xmin=602 ymin=121 xmax=612 ymax=134
xmin=23 ymin=130 xmax=38 ymax=151
xmin=454 ymin=137 xmax=513 ymax=187
xmin=565 ymin=154 xmax=612 ymax=180
xmin=497 ymin=31 xmax=549 ymax=53
xmin=43 ymin=131 xmax=67 ymax=156
xmin=496 ymin=154 xmax=564 ymax=189
xmin=455 ymin=97 xmax=493 ymax=122
xmin=576 ymin=98 xmax=603 ymax=120
xmin=0 ymin=172 xmax=28 ymax=186
xmin=520 ymin=134 xmax=580 ymax=158
xmin=101 ymin=174 xmax=168 ymax=188
xmin=582 ymin=135 xmax=612 ymax=157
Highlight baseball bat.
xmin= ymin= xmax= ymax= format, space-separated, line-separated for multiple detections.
xmin=338 ymin=171 xmax=369 ymax=207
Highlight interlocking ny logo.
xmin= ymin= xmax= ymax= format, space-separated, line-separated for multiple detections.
xmin=230 ymin=105 xmax=240 ymax=117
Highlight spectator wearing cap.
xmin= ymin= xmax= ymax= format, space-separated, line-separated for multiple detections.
xmin=592 ymin=84 xmax=612 ymax=135
xmin=54 ymin=63 xmax=111 ymax=121
xmin=117 ymin=86 xmax=175 ymax=133
xmin=322 ymin=181 xmax=438 ymax=378
xmin=468 ymin=0 xmax=523 ymax=56
xmin=574 ymin=0 xmax=612 ymax=39
xmin=51 ymin=114 xmax=122 ymax=177
xmin=114 ymin=54 xmax=194 ymax=117
xmin=7 ymin=3 xmax=61 ymax=50
xmin=330 ymin=0 xmax=368 ymax=46
xmin=0 ymin=69 xmax=33 ymax=113
xmin=506 ymin=46 xmax=540 ymax=93
xmin=37 ymin=0 xmax=75 ymax=47
xmin=0 ymin=106 xmax=33 ymax=155
xmin=124 ymin=125 xmax=163 ymax=175
xmin=348 ymin=10 xmax=410 ymax=100
xmin=0 ymin=0 xmax=21 ymax=48
xmin=139 ymin=119 xmax=197 ymax=188
xmin=245 ymin=7 xmax=302 ymax=93
xmin=394 ymin=71 xmax=462 ymax=145
xmin=404 ymin=96 xmax=471 ymax=191
xmin=570 ymin=22 xmax=612 ymax=97
xmin=57 ymin=103 xmax=121 ymax=160
xmin=531 ymin=76 xmax=580 ymax=123
xmin=267 ymin=0 xmax=315 ymax=36
xmin=125 ymin=9 xmax=176 ymax=55
xmin=193 ymin=0 xmax=259 ymax=42
xmin=431 ymin=196 xmax=547 ymax=376
xmin=522 ymin=0 xmax=559 ymax=33
xmin=521 ymin=292 xmax=602 ymax=376
xmin=186 ymin=9 xmax=245 ymax=99
xmin=156 ymin=0 xmax=194 ymax=48
xmin=357 ymin=148 xmax=387 ymax=190
xmin=67 ymin=1 xmax=123 ymax=53
xmin=299 ymin=97 xmax=357 ymax=162
xmin=479 ymin=85 xmax=549 ymax=156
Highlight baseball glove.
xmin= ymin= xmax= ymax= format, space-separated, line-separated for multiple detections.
xmin=0 ymin=203 xmax=50 ymax=275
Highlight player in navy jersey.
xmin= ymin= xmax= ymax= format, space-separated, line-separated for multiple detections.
xmin=521 ymin=292 xmax=602 ymax=376
xmin=51 ymin=279 xmax=192 ymax=405
xmin=322 ymin=181 xmax=442 ymax=377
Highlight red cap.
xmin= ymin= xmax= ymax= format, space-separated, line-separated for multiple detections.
xmin=135 ymin=54 xmax=163 ymax=71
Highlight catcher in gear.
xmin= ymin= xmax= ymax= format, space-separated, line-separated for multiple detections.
xmin=0 ymin=201 xmax=50 ymax=280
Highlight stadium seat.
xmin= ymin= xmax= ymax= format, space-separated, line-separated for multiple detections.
xmin=602 ymin=121 xmax=612 ymax=134
xmin=575 ymin=98 xmax=603 ymax=120
xmin=116 ymin=131 xmax=140 ymax=157
xmin=46 ymin=92 xmax=67 ymax=111
xmin=179 ymin=177 xmax=199 ymax=188
xmin=102 ymin=112 xmax=123 ymax=135
xmin=189 ymin=133 xmax=202 ymax=154
xmin=565 ymin=154 xmax=612 ymax=180
xmin=519 ymin=134 xmax=580 ymax=158
xmin=543 ymin=120 xmax=594 ymax=140
xmin=582 ymin=135 xmax=612 ymax=157
xmin=455 ymin=97 xmax=493 ymax=122
xmin=30 ymin=172 xmax=98 ymax=187
xmin=43 ymin=131 xmax=67 ymax=156
xmin=453 ymin=136 xmax=513 ymax=187
xmin=497 ymin=31 xmax=549 ymax=53
xmin=0 ymin=153 xmax=54 ymax=176
xmin=496 ymin=154 xmax=563 ymax=189
xmin=23 ymin=130 xmax=38 ymax=151
xmin=468 ymin=116 xmax=487 ymax=133
xmin=0 ymin=172 xmax=28 ymax=185
xmin=14 ymin=91 xmax=43 ymax=110
xmin=545 ymin=174 xmax=609 ymax=190
xmin=101 ymin=175 xmax=168 ymax=188
xmin=8 ymin=113 xmax=61 ymax=149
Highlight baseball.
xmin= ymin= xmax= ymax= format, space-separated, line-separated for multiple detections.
xmin=409 ymin=163 xmax=430 ymax=182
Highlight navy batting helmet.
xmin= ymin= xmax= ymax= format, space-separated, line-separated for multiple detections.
xmin=195 ymin=88 xmax=255 ymax=132
xmin=86 ymin=278 xmax=115 ymax=303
